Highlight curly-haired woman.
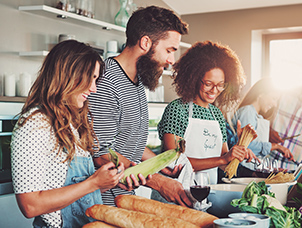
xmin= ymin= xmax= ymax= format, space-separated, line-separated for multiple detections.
xmin=157 ymin=41 xmax=258 ymax=186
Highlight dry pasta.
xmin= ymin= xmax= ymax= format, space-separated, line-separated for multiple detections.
xmin=224 ymin=124 xmax=257 ymax=179
xmin=265 ymin=171 xmax=295 ymax=184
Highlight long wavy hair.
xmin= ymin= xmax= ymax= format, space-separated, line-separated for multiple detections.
xmin=17 ymin=40 xmax=104 ymax=162
xmin=173 ymin=41 xmax=246 ymax=116
xmin=238 ymin=77 xmax=278 ymax=120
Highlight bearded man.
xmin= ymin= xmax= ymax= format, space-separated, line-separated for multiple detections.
xmin=88 ymin=5 xmax=190 ymax=207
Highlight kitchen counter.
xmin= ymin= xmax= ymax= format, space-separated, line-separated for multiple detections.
xmin=0 ymin=194 xmax=33 ymax=227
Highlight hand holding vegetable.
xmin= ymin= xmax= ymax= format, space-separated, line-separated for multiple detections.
xmin=90 ymin=162 xmax=125 ymax=193
xmin=108 ymin=148 xmax=150 ymax=191
xmin=119 ymin=139 xmax=186 ymax=186
xmin=117 ymin=161 xmax=152 ymax=191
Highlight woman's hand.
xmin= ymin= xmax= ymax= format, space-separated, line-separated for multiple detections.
xmin=271 ymin=143 xmax=295 ymax=161
xmin=269 ymin=128 xmax=284 ymax=144
xmin=236 ymin=120 xmax=243 ymax=139
xmin=223 ymin=145 xmax=247 ymax=163
xmin=244 ymin=148 xmax=261 ymax=163
xmin=16 ymin=162 xmax=125 ymax=218
xmin=90 ymin=162 xmax=125 ymax=193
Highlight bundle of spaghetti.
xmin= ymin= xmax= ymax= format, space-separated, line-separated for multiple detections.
xmin=265 ymin=171 xmax=295 ymax=184
xmin=225 ymin=124 xmax=258 ymax=179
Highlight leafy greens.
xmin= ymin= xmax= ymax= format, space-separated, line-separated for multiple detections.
xmin=230 ymin=181 xmax=302 ymax=228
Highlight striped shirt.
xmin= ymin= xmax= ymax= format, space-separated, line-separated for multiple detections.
xmin=269 ymin=92 xmax=302 ymax=170
xmin=88 ymin=58 xmax=149 ymax=206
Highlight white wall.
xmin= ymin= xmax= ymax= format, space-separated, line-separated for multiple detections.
xmin=182 ymin=4 xmax=302 ymax=91
xmin=0 ymin=0 xmax=175 ymax=114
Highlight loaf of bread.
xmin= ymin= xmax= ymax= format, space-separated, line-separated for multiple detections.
xmin=83 ymin=221 xmax=119 ymax=228
xmin=85 ymin=204 xmax=199 ymax=228
xmin=115 ymin=195 xmax=218 ymax=228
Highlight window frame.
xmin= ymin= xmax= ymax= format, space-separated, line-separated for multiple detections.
xmin=263 ymin=32 xmax=302 ymax=80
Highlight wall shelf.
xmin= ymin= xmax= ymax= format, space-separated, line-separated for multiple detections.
xmin=19 ymin=51 xmax=49 ymax=57
xmin=18 ymin=5 xmax=191 ymax=48
xmin=18 ymin=5 xmax=126 ymax=32
xmin=0 ymin=96 xmax=26 ymax=103
xmin=13 ymin=5 xmax=191 ymax=104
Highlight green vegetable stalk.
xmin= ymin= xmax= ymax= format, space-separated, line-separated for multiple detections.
xmin=108 ymin=148 xmax=119 ymax=168
xmin=231 ymin=181 xmax=302 ymax=228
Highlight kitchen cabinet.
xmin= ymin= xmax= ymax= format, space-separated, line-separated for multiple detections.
xmin=0 ymin=4 xmax=190 ymax=103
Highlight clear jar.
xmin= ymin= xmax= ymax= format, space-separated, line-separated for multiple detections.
xmin=56 ymin=0 xmax=76 ymax=13
xmin=87 ymin=0 xmax=95 ymax=18
xmin=76 ymin=0 xmax=88 ymax=17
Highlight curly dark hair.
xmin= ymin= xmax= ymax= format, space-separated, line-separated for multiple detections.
xmin=126 ymin=5 xmax=188 ymax=47
xmin=173 ymin=41 xmax=246 ymax=115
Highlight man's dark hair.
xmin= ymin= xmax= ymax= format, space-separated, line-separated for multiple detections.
xmin=126 ymin=5 xmax=188 ymax=47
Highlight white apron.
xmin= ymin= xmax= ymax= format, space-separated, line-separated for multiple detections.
xmin=183 ymin=102 xmax=223 ymax=184
xmin=241 ymin=117 xmax=269 ymax=170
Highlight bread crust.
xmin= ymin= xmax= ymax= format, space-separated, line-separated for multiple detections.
xmin=115 ymin=195 xmax=218 ymax=228
xmin=83 ymin=221 xmax=119 ymax=228
xmin=86 ymin=204 xmax=199 ymax=228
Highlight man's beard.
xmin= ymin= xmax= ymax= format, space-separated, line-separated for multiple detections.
xmin=136 ymin=49 xmax=165 ymax=91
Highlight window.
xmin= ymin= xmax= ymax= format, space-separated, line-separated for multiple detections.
xmin=263 ymin=32 xmax=302 ymax=90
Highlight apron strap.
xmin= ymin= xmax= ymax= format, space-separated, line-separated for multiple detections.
xmin=189 ymin=101 xmax=193 ymax=118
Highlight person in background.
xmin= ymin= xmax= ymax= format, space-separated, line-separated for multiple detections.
xmin=88 ymin=6 xmax=192 ymax=207
xmin=11 ymin=40 xmax=125 ymax=228
xmin=229 ymin=77 xmax=295 ymax=177
xmin=156 ymin=41 xmax=257 ymax=194
xmin=268 ymin=86 xmax=302 ymax=171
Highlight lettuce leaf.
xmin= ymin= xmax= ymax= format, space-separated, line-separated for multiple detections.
xmin=230 ymin=181 xmax=302 ymax=228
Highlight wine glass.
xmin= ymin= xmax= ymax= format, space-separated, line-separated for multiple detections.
xmin=190 ymin=172 xmax=211 ymax=207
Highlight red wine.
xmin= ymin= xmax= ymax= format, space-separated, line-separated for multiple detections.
xmin=190 ymin=185 xmax=210 ymax=202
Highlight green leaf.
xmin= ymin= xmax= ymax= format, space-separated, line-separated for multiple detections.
xmin=251 ymin=193 xmax=258 ymax=207
xmin=108 ymin=148 xmax=119 ymax=168
xmin=230 ymin=180 xmax=302 ymax=227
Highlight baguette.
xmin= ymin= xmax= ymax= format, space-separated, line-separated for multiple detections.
xmin=83 ymin=221 xmax=119 ymax=228
xmin=86 ymin=204 xmax=199 ymax=228
xmin=115 ymin=195 xmax=218 ymax=228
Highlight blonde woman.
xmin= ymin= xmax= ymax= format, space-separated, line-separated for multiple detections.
xmin=230 ymin=77 xmax=294 ymax=177
xmin=11 ymin=40 xmax=124 ymax=228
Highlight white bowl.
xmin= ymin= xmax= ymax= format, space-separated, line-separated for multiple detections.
xmin=213 ymin=218 xmax=257 ymax=228
xmin=229 ymin=213 xmax=270 ymax=228
xmin=227 ymin=177 xmax=296 ymax=205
